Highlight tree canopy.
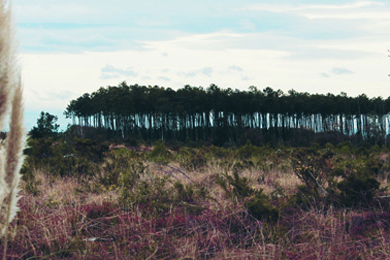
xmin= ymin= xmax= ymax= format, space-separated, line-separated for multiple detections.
xmin=65 ymin=82 xmax=390 ymax=146
xmin=30 ymin=111 xmax=60 ymax=139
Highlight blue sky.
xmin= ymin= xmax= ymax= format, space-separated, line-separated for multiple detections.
xmin=11 ymin=0 xmax=390 ymax=130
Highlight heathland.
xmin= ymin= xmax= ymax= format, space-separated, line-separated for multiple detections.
xmin=3 ymin=122 xmax=390 ymax=259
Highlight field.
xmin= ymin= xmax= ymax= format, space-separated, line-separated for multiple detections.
xmin=1 ymin=134 xmax=390 ymax=259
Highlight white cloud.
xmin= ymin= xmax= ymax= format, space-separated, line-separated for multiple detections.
xmin=228 ymin=65 xmax=243 ymax=72
xmin=244 ymin=1 xmax=385 ymax=13
xmin=332 ymin=67 xmax=354 ymax=75
xmin=12 ymin=0 xmax=390 ymax=129
xmin=202 ymin=67 xmax=213 ymax=77
xmin=158 ymin=76 xmax=171 ymax=82
xmin=320 ymin=72 xmax=330 ymax=78
xmin=101 ymin=65 xmax=137 ymax=79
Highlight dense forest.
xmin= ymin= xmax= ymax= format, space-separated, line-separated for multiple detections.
xmin=65 ymin=82 xmax=390 ymax=146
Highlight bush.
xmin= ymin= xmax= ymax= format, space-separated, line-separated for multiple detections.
xmin=73 ymin=137 xmax=109 ymax=162
xmin=177 ymin=147 xmax=208 ymax=171
xmin=291 ymin=148 xmax=385 ymax=208
xmin=102 ymin=148 xmax=146 ymax=189
xmin=292 ymin=148 xmax=333 ymax=196
xmin=336 ymin=169 xmax=381 ymax=207
xmin=121 ymin=176 xmax=207 ymax=217
xmin=237 ymin=140 xmax=261 ymax=159
xmin=148 ymin=140 xmax=171 ymax=164
xmin=216 ymin=170 xmax=280 ymax=222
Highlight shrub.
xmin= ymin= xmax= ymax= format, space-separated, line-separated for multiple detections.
xmin=336 ymin=169 xmax=381 ymax=207
xmin=237 ymin=139 xmax=265 ymax=159
xmin=21 ymin=166 xmax=41 ymax=196
xmin=216 ymin=170 xmax=280 ymax=222
xmin=121 ymin=176 xmax=173 ymax=216
xmin=102 ymin=148 xmax=146 ymax=189
xmin=148 ymin=140 xmax=171 ymax=165
xmin=73 ymin=137 xmax=109 ymax=163
xmin=177 ymin=147 xmax=208 ymax=171
xmin=292 ymin=148 xmax=333 ymax=197
xmin=292 ymin=148 xmax=385 ymax=208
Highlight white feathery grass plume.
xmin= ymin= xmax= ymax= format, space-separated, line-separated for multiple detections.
xmin=0 ymin=0 xmax=16 ymax=130
xmin=0 ymin=0 xmax=26 ymax=243
xmin=3 ymin=78 xmax=25 ymax=231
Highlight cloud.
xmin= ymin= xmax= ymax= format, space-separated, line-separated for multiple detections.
xmin=15 ymin=1 xmax=390 ymax=55
xmin=14 ymin=0 xmax=390 ymax=130
xmin=319 ymin=67 xmax=354 ymax=78
xmin=141 ymin=75 xmax=151 ymax=80
xmin=238 ymin=19 xmax=257 ymax=31
xmin=177 ymin=71 xmax=197 ymax=78
xmin=18 ymin=25 xmax=154 ymax=52
xmin=241 ymin=75 xmax=251 ymax=81
xmin=178 ymin=67 xmax=213 ymax=78
xmin=158 ymin=76 xmax=171 ymax=82
xmin=320 ymin=72 xmax=330 ymax=78
xmin=100 ymin=65 xmax=137 ymax=79
xmin=243 ymin=1 xmax=385 ymax=15
xmin=228 ymin=65 xmax=243 ymax=72
xmin=332 ymin=67 xmax=354 ymax=75
xmin=202 ymin=67 xmax=213 ymax=77
xmin=27 ymin=89 xmax=76 ymax=107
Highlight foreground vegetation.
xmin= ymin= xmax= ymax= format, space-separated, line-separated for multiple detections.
xmin=2 ymin=130 xmax=390 ymax=259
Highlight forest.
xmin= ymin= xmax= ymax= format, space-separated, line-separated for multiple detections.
xmin=65 ymin=82 xmax=390 ymax=146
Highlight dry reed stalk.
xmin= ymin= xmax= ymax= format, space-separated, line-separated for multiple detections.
xmin=0 ymin=1 xmax=25 ymax=259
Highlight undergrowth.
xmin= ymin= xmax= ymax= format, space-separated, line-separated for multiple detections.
xmin=3 ymin=139 xmax=390 ymax=259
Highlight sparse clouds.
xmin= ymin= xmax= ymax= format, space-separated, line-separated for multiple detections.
xmin=228 ymin=65 xmax=243 ymax=72
xmin=158 ymin=76 xmax=171 ymax=82
xmin=320 ymin=67 xmax=354 ymax=78
xmin=202 ymin=67 xmax=213 ymax=77
xmin=177 ymin=71 xmax=197 ymax=78
xmin=243 ymin=1 xmax=386 ymax=18
xmin=178 ymin=67 xmax=213 ymax=78
xmin=320 ymin=72 xmax=330 ymax=78
xmin=12 ymin=0 xmax=390 ymax=129
xmin=101 ymin=65 xmax=137 ymax=80
xmin=332 ymin=67 xmax=354 ymax=75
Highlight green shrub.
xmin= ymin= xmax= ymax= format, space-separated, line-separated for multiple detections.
xmin=172 ymin=181 xmax=208 ymax=214
xmin=73 ymin=137 xmax=109 ymax=162
xmin=216 ymin=170 xmax=253 ymax=199
xmin=237 ymin=140 xmax=258 ymax=159
xmin=336 ymin=169 xmax=381 ymax=207
xmin=148 ymin=140 xmax=171 ymax=164
xmin=121 ymin=176 xmax=171 ymax=215
xmin=292 ymin=148 xmax=385 ymax=208
xmin=177 ymin=147 xmax=208 ymax=171
xmin=102 ymin=148 xmax=146 ymax=188
xmin=245 ymin=193 xmax=280 ymax=222
xmin=216 ymin=170 xmax=280 ymax=221
xmin=21 ymin=163 xmax=41 ymax=196
xmin=292 ymin=149 xmax=332 ymax=195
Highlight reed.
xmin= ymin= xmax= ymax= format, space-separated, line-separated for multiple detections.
xmin=0 ymin=1 xmax=26 ymax=259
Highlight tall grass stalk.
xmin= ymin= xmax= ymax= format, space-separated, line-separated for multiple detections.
xmin=0 ymin=1 xmax=26 ymax=259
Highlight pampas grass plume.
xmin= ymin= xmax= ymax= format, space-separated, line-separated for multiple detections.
xmin=0 ymin=1 xmax=26 ymax=258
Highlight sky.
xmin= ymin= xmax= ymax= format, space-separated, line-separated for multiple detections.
xmin=10 ymin=0 xmax=390 ymax=130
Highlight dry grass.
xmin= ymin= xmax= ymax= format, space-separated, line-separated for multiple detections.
xmin=1 ymin=142 xmax=390 ymax=259
xmin=0 ymin=153 xmax=386 ymax=259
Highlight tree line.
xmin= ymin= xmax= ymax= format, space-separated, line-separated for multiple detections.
xmin=64 ymin=82 xmax=390 ymax=145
